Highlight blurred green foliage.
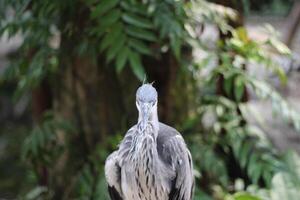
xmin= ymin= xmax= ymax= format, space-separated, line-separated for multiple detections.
xmin=242 ymin=0 xmax=294 ymax=16
xmin=0 ymin=0 xmax=299 ymax=199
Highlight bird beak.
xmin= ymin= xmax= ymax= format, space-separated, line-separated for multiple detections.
xmin=140 ymin=102 xmax=151 ymax=130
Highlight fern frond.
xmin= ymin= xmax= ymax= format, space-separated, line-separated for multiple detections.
xmin=91 ymin=0 xmax=156 ymax=81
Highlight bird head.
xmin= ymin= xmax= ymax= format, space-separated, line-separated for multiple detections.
xmin=136 ymin=83 xmax=158 ymax=131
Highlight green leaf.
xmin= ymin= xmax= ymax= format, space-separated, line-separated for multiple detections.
xmin=100 ymin=23 xmax=123 ymax=52
xmin=128 ymin=39 xmax=152 ymax=56
xmin=269 ymin=38 xmax=291 ymax=55
xmin=98 ymin=9 xmax=121 ymax=30
xmin=233 ymin=192 xmax=261 ymax=200
xmin=82 ymin=167 xmax=93 ymax=184
xmin=232 ymin=135 xmax=242 ymax=158
xmin=35 ymin=126 xmax=44 ymax=147
xmin=251 ymin=162 xmax=262 ymax=184
xmin=247 ymin=154 xmax=259 ymax=182
xmin=234 ymin=76 xmax=244 ymax=102
xmin=126 ymin=26 xmax=157 ymax=42
xmin=170 ymin=35 xmax=181 ymax=59
xmin=122 ymin=13 xmax=153 ymax=29
xmin=120 ymin=1 xmax=149 ymax=16
xmin=239 ymin=141 xmax=251 ymax=169
xmin=224 ymin=76 xmax=233 ymax=96
xmin=116 ymin=46 xmax=129 ymax=73
xmin=56 ymin=120 xmax=75 ymax=132
xmin=25 ymin=186 xmax=48 ymax=200
xmin=31 ymin=129 xmax=39 ymax=157
xmin=91 ymin=0 xmax=120 ymax=19
xmin=106 ymin=33 xmax=126 ymax=62
xmin=128 ymin=51 xmax=145 ymax=81
xmin=43 ymin=122 xmax=54 ymax=141
xmin=235 ymin=27 xmax=249 ymax=43
xmin=263 ymin=170 xmax=273 ymax=186
xmin=38 ymin=127 xmax=46 ymax=147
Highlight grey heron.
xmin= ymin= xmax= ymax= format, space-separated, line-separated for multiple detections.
xmin=105 ymin=84 xmax=194 ymax=200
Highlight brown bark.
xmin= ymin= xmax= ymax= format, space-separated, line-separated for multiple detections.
xmin=32 ymin=81 xmax=52 ymax=122
xmin=31 ymin=80 xmax=52 ymax=186
xmin=283 ymin=2 xmax=300 ymax=47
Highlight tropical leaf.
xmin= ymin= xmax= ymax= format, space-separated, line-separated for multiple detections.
xmin=91 ymin=0 xmax=120 ymax=19
xmin=234 ymin=75 xmax=244 ymax=102
xmin=116 ymin=47 xmax=129 ymax=73
xmin=120 ymin=1 xmax=149 ymax=16
xmin=128 ymin=51 xmax=145 ymax=81
xmin=126 ymin=25 xmax=157 ymax=42
xmin=232 ymin=192 xmax=261 ymax=200
xmin=122 ymin=13 xmax=153 ymax=29
xmin=99 ymin=23 xmax=123 ymax=52
xmin=106 ymin=33 xmax=126 ymax=62
xmin=128 ymin=39 xmax=152 ymax=56
xmin=98 ymin=8 xmax=122 ymax=29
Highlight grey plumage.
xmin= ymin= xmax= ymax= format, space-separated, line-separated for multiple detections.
xmin=105 ymin=84 xmax=194 ymax=200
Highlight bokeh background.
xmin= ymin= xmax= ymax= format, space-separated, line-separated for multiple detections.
xmin=0 ymin=0 xmax=300 ymax=199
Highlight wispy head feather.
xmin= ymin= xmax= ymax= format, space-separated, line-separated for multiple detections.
xmin=142 ymin=75 xmax=147 ymax=85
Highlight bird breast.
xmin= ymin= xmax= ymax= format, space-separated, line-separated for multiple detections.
xmin=120 ymin=132 xmax=170 ymax=200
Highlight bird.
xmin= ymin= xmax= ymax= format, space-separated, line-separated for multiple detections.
xmin=105 ymin=83 xmax=194 ymax=200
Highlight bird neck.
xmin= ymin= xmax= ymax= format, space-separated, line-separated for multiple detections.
xmin=138 ymin=110 xmax=159 ymax=133
xmin=151 ymin=111 xmax=159 ymax=132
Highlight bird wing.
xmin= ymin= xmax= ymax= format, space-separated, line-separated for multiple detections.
xmin=105 ymin=126 xmax=136 ymax=200
xmin=108 ymin=186 xmax=122 ymax=200
xmin=105 ymin=151 xmax=123 ymax=200
xmin=161 ymin=134 xmax=194 ymax=200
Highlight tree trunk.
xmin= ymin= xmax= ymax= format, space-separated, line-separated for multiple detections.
xmin=283 ymin=2 xmax=300 ymax=47
xmin=32 ymin=80 xmax=52 ymax=186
